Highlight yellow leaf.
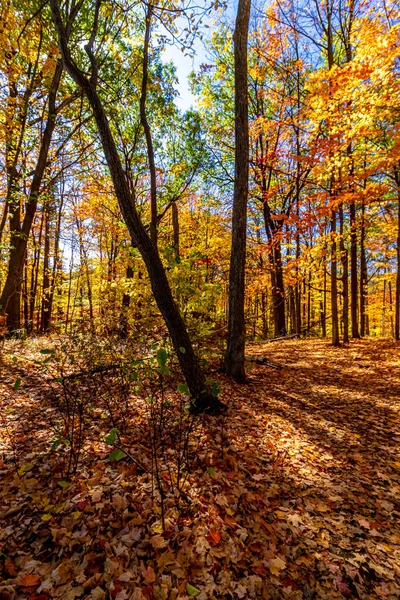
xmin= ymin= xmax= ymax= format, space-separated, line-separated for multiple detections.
xmin=270 ymin=557 xmax=286 ymax=576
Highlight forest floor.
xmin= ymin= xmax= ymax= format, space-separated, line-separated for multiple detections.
xmin=0 ymin=337 xmax=400 ymax=600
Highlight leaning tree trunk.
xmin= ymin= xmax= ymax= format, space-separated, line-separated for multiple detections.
xmin=223 ymin=0 xmax=251 ymax=382
xmin=50 ymin=0 xmax=219 ymax=412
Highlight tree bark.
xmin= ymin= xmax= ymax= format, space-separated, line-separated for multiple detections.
xmin=140 ymin=6 xmax=158 ymax=250
xmin=394 ymin=165 xmax=400 ymax=340
xmin=339 ymin=204 xmax=349 ymax=343
xmin=360 ymin=197 xmax=367 ymax=336
xmin=349 ymin=200 xmax=360 ymax=338
xmin=331 ymin=208 xmax=340 ymax=346
xmin=223 ymin=0 xmax=251 ymax=382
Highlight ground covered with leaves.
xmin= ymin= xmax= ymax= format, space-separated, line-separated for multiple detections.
xmin=1 ymin=337 xmax=400 ymax=600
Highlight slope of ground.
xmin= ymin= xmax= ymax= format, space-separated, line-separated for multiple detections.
xmin=0 ymin=337 xmax=399 ymax=599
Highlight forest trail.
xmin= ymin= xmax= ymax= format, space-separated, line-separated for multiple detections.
xmin=1 ymin=338 xmax=400 ymax=599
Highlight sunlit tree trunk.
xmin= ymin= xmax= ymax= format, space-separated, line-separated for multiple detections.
xmin=224 ymin=0 xmax=251 ymax=381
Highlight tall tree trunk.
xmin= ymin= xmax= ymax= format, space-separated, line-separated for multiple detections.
xmin=50 ymin=0 xmax=219 ymax=411
xmin=41 ymin=202 xmax=51 ymax=333
xmin=223 ymin=0 xmax=251 ymax=382
xmin=389 ymin=279 xmax=394 ymax=338
xmin=350 ymin=201 xmax=360 ymax=338
xmin=339 ymin=204 xmax=349 ymax=343
xmin=360 ymin=197 xmax=367 ymax=337
xmin=172 ymin=202 xmax=180 ymax=259
xmin=30 ymin=214 xmax=45 ymax=332
xmin=331 ymin=208 xmax=340 ymax=346
xmin=46 ymin=190 xmax=64 ymax=331
xmin=395 ymin=165 xmax=400 ymax=340
xmin=120 ymin=264 xmax=133 ymax=339
xmin=296 ymin=225 xmax=301 ymax=335
xmin=140 ymin=6 xmax=158 ymax=249
xmin=272 ymin=238 xmax=286 ymax=337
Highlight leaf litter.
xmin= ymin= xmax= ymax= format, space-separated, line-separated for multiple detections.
xmin=0 ymin=337 xmax=400 ymax=599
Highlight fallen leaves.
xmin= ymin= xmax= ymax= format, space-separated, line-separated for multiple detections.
xmin=1 ymin=338 xmax=400 ymax=599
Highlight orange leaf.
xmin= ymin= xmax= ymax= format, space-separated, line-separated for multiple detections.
xmin=206 ymin=528 xmax=221 ymax=546
xmin=20 ymin=573 xmax=41 ymax=587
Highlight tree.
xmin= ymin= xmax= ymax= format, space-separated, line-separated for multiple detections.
xmin=49 ymin=0 xmax=220 ymax=412
xmin=223 ymin=0 xmax=251 ymax=381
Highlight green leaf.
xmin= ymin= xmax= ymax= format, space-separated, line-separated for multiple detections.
xmin=177 ymin=383 xmax=189 ymax=395
xmin=211 ymin=382 xmax=220 ymax=398
xmin=108 ymin=449 xmax=126 ymax=462
xmin=19 ymin=463 xmax=34 ymax=474
xmin=179 ymin=346 xmax=186 ymax=354
xmin=208 ymin=466 xmax=216 ymax=478
xmin=58 ymin=480 xmax=69 ymax=488
xmin=14 ymin=378 xmax=22 ymax=391
xmin=12 ymin=356 xmax=17 ymax=363
xmin=51 ymin=439 xmax=62 ymax=450
xmin=187 ymin=583 xmax=201 ymax=597
xmin=40 ymin=349 xmax=55 ymax=355
xmin=105 ymin=428 xmax=118 ymax=445
xmin=156 ymin=348 xmax=168 ymax=368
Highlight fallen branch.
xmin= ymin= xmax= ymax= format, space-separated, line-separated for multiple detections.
xmin=244 ymin=356 xmax=282 ymax=369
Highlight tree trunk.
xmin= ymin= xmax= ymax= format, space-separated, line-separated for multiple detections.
xmin=349 ymin=201 xmax=360 ymax=338
xmin=395 ymin=166 xmax=400 ymax=340
xmin=339 ymin=204 xmax=349 ymax=343
xmin=172 ymin=202 xmax=180 ymax=259
xmin=223 ymin=0 xmax=251 ymax=382
xmin=331 ymin=208 xmax=340 ymax=346
xmin=360 ymin=197 xmax=367 ymax=337
xmin=41 ymin=203 xmax=51 ymax=332
xmin=45 ymin=190 xmax=64 ymax=331
xmin=140 ymin=6 xmax=158 ymax=250
xmin=272 ymin=239 xmax=286 ymax=337
xmin=120 ymin=264 xmax=133 ymax=339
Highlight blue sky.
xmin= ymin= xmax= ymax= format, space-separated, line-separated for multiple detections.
xmin=162 ymin=35 xmax=207 ymax=111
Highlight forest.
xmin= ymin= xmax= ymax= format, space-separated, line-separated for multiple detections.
xmin=0 ymin=0 xmax=400 ymax=598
